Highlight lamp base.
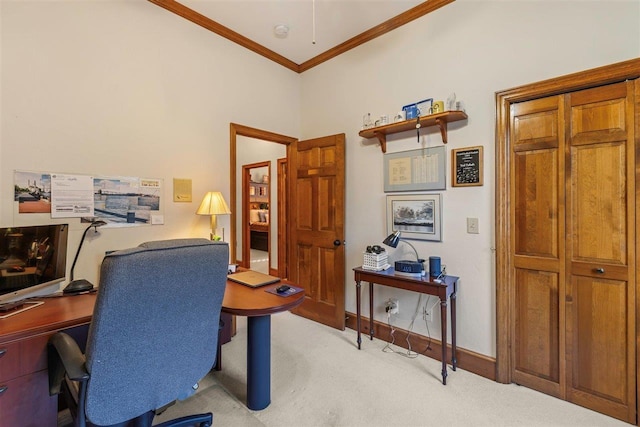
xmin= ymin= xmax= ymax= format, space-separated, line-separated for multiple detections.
xmin=63 ymin=279 xmax=94 ymax=294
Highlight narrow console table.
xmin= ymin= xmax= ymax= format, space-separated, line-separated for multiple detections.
xmin=353 ymin=267 xmax=458 ymax=385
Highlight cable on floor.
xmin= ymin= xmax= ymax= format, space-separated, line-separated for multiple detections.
xmin=382 ymin=294 xmax=432 ymax=359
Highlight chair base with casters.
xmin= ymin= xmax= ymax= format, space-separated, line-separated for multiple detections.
xmin=48 ymin=239 xmax=228 ymax=427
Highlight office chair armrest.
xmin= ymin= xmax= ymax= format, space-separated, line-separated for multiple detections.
xmin=48 ymin=332 xmax=89 ymax=395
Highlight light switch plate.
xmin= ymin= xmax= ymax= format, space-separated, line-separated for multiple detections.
xmin=151 ymin=215 xmax=164 ymax=225
xmin=467 ymin=217 xmax=479 ymax=234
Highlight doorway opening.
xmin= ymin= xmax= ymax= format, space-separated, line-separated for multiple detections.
xmin=243 ymin=161 xmax=271 ymax=274
xmin=229 ymin=123 xmax=296 ymax=277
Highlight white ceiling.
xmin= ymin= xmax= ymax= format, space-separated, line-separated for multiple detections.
xmin=179 ymin=0 xmax=424 ymax=65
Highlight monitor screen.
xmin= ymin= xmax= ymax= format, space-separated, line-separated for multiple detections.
xmin=0 ymin=224 xmax=68 ymax=304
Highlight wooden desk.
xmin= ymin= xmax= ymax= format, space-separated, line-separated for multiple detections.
xmin=0 ymin=293 xmax=96 ymax=427
xmin=353 ymin=267 xmax=458 ymax=385
xmin=221 ymin=279 xmax=304 ymax=410
xmin=0 ymin=279 xmax=303 ymax=424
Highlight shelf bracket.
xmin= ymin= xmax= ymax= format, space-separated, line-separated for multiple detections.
xmin=435 ymin=118 xmax=448 ymax=144
xmin=373 ymin=132 xmax=387 ymax=153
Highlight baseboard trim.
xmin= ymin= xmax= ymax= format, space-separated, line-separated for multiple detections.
xmin=345 ymin=311 xmax=496 ymax=381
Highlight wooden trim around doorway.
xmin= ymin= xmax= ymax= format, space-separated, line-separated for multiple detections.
xmin=229 ymin=123 xmax=297 ymax=268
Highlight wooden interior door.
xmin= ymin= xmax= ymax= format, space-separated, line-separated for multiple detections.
xmin=564 ymin=82 xmax=636 ymax=422
xmin=289 ymin=134 xmax=346 ymax=330
xmin=510 ymin=94 xmax=566 ymax=398
xmin=508 ymin=80 xmax=636 ymax=423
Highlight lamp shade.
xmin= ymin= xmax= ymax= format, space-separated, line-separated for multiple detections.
xmin=196 ymin=192 xmax=231 ymax=216
xmin=382 ymin=230 xmax=421 ymax=262
xmin=382 ymin=231 xmax=401 ymax=248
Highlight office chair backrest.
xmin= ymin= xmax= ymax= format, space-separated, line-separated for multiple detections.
xmin=83 ymin=238 xmax=228 ymax=426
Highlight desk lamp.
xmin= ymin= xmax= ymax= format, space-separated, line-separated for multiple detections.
xmin=197 ymin=191 xmax=231 ymax=241
xmin=64 ymin=219 xmax=107 ymax=294
xmin=382 ymin=230 xmax=425 ymax=276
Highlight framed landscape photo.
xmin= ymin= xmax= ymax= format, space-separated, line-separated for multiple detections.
xmin=386 ymin=194 xmax=442 ymax=242
xmin=452 ymin=146 xmax=483 ymax=187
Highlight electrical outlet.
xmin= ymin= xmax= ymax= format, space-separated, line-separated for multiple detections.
xmin=423 ymin=305 xmax=433 ymax=322
xmin=385 ymin=298 xmax=399 ymax=314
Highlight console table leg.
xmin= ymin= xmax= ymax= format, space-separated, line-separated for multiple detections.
xmin=356 ymin=280 xmax=362 ymax=349
xmin=451 ymin=291 xmax=457 ymax=371
xmin=368 ymin=282 xmax=374 ymax=340
xmin=440 ymin=298 xmax=448 ymax=385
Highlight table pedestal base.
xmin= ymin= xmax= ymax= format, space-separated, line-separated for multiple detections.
xmin=247 ymin=315 xmax=271 ymax=410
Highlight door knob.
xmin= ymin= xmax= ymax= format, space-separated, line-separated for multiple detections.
xmin=333 ymin=240 xmax=342 ymax=247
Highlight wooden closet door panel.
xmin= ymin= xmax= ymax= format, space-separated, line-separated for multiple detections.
xmin=513 ymin=269 xmax=560 ymax=393
xmin=569 ymin=276 xmax=628 ymax=403
xmin=510 ymin=95 xmax=565 ymax=396
xmin=565 ymin=81 xmax=635 ymax=423
xmin=570 ymin=142 xmax=627 ymax=267
xmin=513 ymin=149 xmax=559 ymax=258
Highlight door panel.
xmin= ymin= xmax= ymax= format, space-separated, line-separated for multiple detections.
xmin=570 ymin=276 xmax=628 ymax=402
xmin=514 ymin=269 xmax=560 ymax=390
xmin=570 ymin=142 xmax=626 ymax=265
xmin=514 ymin=149 xmax=559 ymax=258
xmin=289 ymin=134 xmax=345 ymax=330
xmin=510 ymin=95 xmax=565 ymax=397
xmin=565 ymin=82 xmax=635 ymax=422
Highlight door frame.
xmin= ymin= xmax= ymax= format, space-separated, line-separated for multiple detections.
xmin=277 ymin=157 xmax=288 ymax=278
xmin=241 ymin=161 xmax=271 ymax=270
xmin=229 ymin=123 xmax=297 ymax=269
xmin=495 ymin=58 xmax=640 ymax=384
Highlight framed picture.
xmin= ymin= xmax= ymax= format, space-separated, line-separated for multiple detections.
xmin=452 ymin=146 xmax=484 ymax=187
xmin=386 ymin=194 xmax=442 ymax=242
xmin=383 ymin=146 xmax=446 ymax=192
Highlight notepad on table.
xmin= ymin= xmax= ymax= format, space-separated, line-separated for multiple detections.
xmin=227 ymin=270 xmax=281 ymax=288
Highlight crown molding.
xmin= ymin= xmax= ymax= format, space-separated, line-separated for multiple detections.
xmin=148 ymin=0 xmax=455 ymax=74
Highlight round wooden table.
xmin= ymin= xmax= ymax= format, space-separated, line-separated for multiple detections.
xmin=222 ymin=279 xmax=304 ymax=410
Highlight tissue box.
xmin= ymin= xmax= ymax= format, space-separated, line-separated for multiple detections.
xmin=363 ymin=252 xmax=390 ymax=271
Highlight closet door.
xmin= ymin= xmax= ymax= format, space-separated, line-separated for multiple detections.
xmin=509 ymin=80 xmax=636 ymax=423
xmin=565 ymin=82 xmax=636 ymax=423
xmin=510 ymin=95 xmax=566 ymax=398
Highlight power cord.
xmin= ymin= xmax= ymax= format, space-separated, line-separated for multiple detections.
xmin=382 ymin=294 xmax=432 ymax=358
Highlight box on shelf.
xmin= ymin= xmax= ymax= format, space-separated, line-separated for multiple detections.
xmin=402 ymin=98 xmax=433 ymax=119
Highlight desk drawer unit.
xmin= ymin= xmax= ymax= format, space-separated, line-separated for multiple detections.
xmin=0 ymin=333 xmax=57 ymax=427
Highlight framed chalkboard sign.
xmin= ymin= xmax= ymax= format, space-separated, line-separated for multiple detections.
xmin=452 ymin=146 xmax=483 ymax=187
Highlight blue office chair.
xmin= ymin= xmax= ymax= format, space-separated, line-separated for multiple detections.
xmin=48 ymin=238 xmax=229 ymax=427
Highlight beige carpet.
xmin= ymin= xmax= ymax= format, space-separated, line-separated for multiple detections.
xmin=150 ymin=312 xmax=627 ymax=427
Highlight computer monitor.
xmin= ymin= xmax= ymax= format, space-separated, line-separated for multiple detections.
xmin=0 ymin=224 xmax=68 ymax=304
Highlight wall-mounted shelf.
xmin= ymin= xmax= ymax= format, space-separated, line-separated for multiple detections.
xmin=358 ymin=110 xmax=468 ymax=153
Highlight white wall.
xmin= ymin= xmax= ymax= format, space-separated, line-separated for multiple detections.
xmin=1 ymin=1 xmax=300 ymax=285
xmin=299 ymin=0 xmax=640 ymax=357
